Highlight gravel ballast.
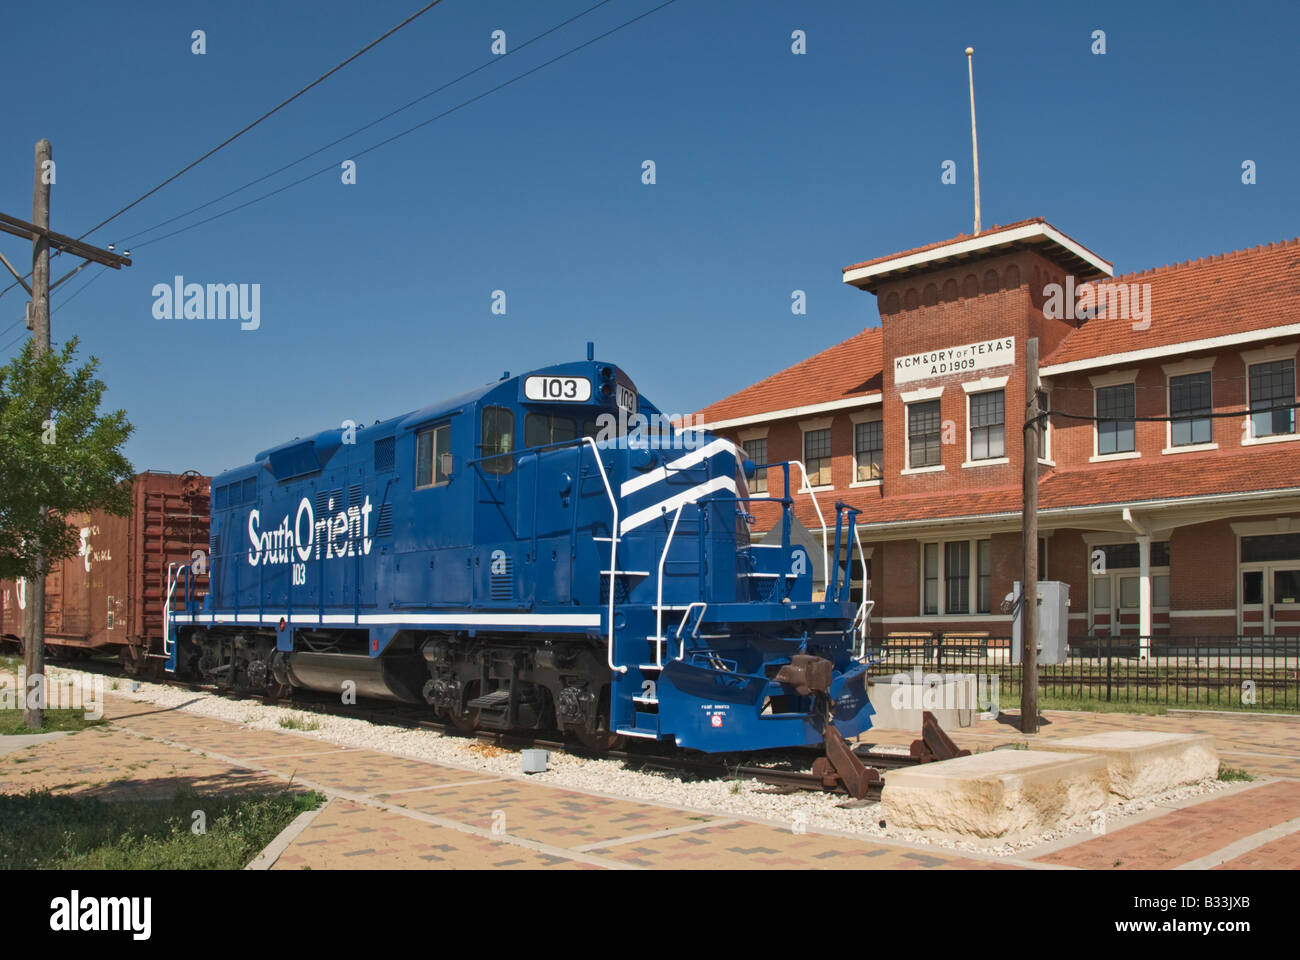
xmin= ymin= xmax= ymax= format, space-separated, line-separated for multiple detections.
xmin=31 ymin=664 xmax=1233 ymax=858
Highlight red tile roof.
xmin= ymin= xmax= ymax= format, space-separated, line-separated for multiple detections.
xmin=695 ymin=327 xmax=883 ymax=424
xmin=1043 ymin=237 xmax=1300 ymax=367
xmin=841 ymin=217 xmax=1051 ymax=274
xmin=756 ymin=447 xmax=1300 ymax=533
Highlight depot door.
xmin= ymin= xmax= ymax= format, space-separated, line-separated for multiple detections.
xmin=1242 ymin=566 xmax=1300 ymax=635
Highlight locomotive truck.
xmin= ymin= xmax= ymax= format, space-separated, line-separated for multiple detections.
xmin=166 ymin=351 xmax=875 ymax=753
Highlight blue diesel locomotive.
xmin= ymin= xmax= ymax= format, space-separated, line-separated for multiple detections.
xmin=166 ymin=351 xmax=875 ymax=753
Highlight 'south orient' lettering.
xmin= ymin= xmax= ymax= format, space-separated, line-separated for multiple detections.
xmin=248 ymin=495 xmax=373 ymax=566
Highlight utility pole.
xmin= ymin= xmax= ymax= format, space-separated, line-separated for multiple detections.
xmin=24 ymin=139 xmax=52 ymax=730
xmin=1021 ymin=337 xmax=1040 ymax=734
xmin=0 ymin=140 xmax=130 ymax=728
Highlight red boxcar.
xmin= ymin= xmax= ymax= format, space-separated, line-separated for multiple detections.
xmin=0 ymin=471 xmax=210 ymax=674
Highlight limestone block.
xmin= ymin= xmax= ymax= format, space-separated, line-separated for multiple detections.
xmin=880 ymin=749 xmax=1108 ymax=839
xmin=1030 ymin=731 xmax=1218 ymax=799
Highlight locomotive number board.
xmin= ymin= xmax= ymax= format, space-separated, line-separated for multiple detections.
xmin=524 ymin=375 xmax=592 ymax=402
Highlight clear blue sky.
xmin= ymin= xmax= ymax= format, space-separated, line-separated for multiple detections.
xmin=1 ymin=0 xmax=1296 ymax=476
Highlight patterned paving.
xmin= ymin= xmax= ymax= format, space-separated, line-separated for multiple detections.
xmin=4 ymin=688 xmax=1299 ymax=869
xmin=1032 ymin=780 xmax=1300 ymax=869
xmin=270 ymin=799 xmax=599 ymax=870
xmin=377 ymin=779 xmax=720 ymax=849
xmin=582 ymin=820 xmax=997 ymax=869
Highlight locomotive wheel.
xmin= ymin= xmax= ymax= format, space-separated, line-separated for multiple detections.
xmin=573 ymin=728 xmax=627 ymax=753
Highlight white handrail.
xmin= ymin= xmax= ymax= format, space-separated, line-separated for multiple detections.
xmin=854 ymin=525 xmax=870 ymax=646
xmin=675 ymin=602 xmax=707 ymax=662
xmin=162 ymin=562 xmax=189 ymax=658
xmin=790 ymin=460 xmax=829 ymax=585
xmin=851 ymin=600 xmax=876 ymax=661
xmin=654 ymin=500 xmax=688 ymax=666
xmin=582 ymin=438 xmax=625 ymax=675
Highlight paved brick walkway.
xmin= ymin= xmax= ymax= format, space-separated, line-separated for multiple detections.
xmin=1 ymin=692 xmax=1298 ymax=869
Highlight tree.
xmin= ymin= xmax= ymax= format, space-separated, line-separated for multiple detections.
xmin=0 ymin=337 xmax=133 ymax=727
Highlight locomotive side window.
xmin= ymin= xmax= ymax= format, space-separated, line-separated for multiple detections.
xmin=481 ymin=406 xmax=515 ymax=474
xmin=415 ymin=423 xmax=452 ymax=487
xmin=524 ymin=413 xmax=577 ymax=448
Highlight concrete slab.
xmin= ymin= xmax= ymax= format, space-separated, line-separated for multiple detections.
xmin=881 ymin=749 xmax=1108 ymax=839
xmin=0 ymin=731 xmax=69 ymax=756
xmin=1029 ymin=731 xmax=1217 ymax=799
xmin=866 ymin=673 xmax=977 ymax=732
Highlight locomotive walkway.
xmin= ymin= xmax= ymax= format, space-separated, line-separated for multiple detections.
xmin=1 ymin=694 xmax=1298 ymax=869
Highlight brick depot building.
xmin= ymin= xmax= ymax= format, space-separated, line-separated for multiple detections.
xmin=696 ymin=218 xmax=1300 ymax=641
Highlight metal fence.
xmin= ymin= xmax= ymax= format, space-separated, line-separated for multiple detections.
xmin=863 ymin=634 xmax=1300 ymax=711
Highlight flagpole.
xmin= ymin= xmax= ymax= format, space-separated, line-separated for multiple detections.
xmin=966 ymin=46 xmax=981 ymax=235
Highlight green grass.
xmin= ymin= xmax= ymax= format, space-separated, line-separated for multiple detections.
xmin=0 ymin=709 xmax=106 ymax=736
xmin=1218 ymin=765 xmax=1255 ymax=782
xmin=277 ymin=713 xmax=321 ymax=732
xmin=0 ymin=789 xmax=325 ymax=869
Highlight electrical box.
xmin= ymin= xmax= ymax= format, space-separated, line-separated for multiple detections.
xmin=1011 ymin=581 xmax=1070 ymax=666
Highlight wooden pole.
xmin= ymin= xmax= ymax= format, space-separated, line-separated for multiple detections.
xmin=23 ymin=139 xmax=51 ymax=730
xmin=1021 ymin=337 xmax=1039 ymax=734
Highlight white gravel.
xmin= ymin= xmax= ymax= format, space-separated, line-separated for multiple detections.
xmin=36 ymin=663 xmax=1236 ymax=857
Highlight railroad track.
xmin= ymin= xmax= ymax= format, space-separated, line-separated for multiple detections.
xmin=51 ymin=654 xmax=961 ymax=801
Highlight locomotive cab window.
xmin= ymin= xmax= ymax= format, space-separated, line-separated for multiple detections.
xmin=481 ymin=406 xmax=515 ymax=474
xmin=524 ymin=413 xmax=577 ymax=448
xmin=416 ymin=423 xmax=452 ymax=487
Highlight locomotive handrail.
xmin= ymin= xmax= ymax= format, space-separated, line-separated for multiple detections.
xmin=653 ymin=499 xmax=691 ymax=668
xmin=579 ymin=437 xmax=626 ymax=675
xmin=675 ymin=602 xmax=707 ymax=662
xmin=853 ymin=526 xmax=870 ymax=653
xmin=163 ymin=562 xmax=190 ymax=658
xmin=789 ymin=460 xmax=829 ymax=586
xmin=851 ymin=600 xmax=875 ymax=661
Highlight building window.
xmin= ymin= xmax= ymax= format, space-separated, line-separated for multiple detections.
xmin=1094 ymin=541 xmax=1170 ymax=569
xmin=743 ymin=437 xmax=767 ymax=494
xmin=923 ymin=543 xmax=939 ymax=615
xmin=1036 ymin=389 xmax=1050 ymax=459
xmin=908 ymin=399 xmax=942 ymax=468
xmin=1169 ymin=371 xmax=1212 ymax=446
xmin=921 ymin=538 xmax=992 ymax=616
xmin=1248 ymin=358 xmax=1296 ymax=438
xmin=416 ymin=424 xmax=452 ymax=487
xmin=854 ymin=420 xmax=882 ymax=481
xmin=804 ymin=428 xmax=832 ymax=487
xmin=481 ymin=406 xmax=515 ymax=474
xmin=969 ymin=390 xmax=1005 ymax=460
xmin=977 ymin=540 xmax=992 ymax=613
xmin=1096 ymin=383 xmax=1136 ymax=455
xmin=945 ymin=542 xmax=970 ymax=614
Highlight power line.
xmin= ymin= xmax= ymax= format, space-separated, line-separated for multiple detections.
xmin=118 ymin=0 xmax=616 ymax=247
xmin=132 ymin=0 xmax=682 ymax=250
xmin=76 ymin=0 xmax=448 ymax=242
xmin=0 ymin=265 xmax=110 ymax=356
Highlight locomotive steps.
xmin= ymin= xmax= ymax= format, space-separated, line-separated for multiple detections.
xmin=879 ymin=731 xmax=1219 ymax=840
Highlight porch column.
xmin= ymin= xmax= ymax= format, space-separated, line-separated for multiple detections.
xmin=1137 ymin=534 xmax=1152 ymax=660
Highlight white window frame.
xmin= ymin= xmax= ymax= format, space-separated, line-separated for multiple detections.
xmin=918 ymin=537 xmax=995 ymax=617
xmin=1241 ymin=344 xmax=1299 ymax=446
xmin=1037 ymin=386 xmax=1054 ymax=465
xmin=1162 ymin=356 xmax=1218 ymax=454
xmin=961 ymin=376 xmax=1010 ymax=468
xmin=798 ymin=415 xmax=834 ymax=492
xmin=1089 ymin=369 xmax=1140 ymax=462
xmin=849 ymin=409 xmax=883 ymax=488
xmin=900 ymin=385 xmax=945 ymax=475
xmin=739 ymin=431 xmax=769 ymax=496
